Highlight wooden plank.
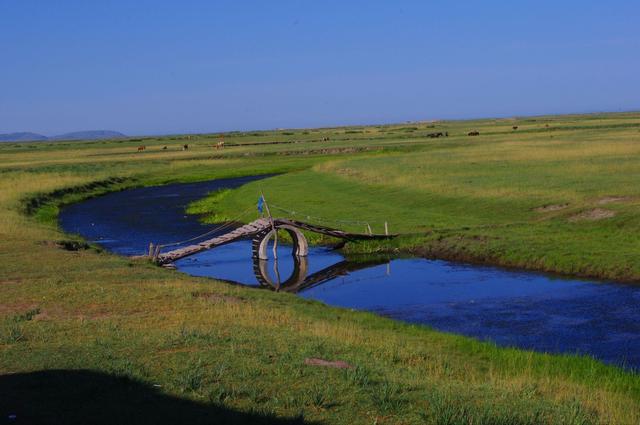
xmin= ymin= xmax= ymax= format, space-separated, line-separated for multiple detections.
xmin=157 ymin=217 xmax=394 ymax=264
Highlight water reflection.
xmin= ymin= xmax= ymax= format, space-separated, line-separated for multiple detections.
xmin=253 ymin=255 xmax=390 ymax=293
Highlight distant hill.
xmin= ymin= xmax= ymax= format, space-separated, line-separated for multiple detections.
xmin=0 ymin=130 xmax=126 ymax=142
xmin=49 ymin=130 xmax=127 ymax=141
xmin=0 ymin=132 xmax=48 ymax=142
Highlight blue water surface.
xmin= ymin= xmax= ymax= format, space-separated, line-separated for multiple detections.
xmin=59 ymin=177 xmax=640 ymax=370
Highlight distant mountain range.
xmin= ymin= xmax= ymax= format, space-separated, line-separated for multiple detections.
xmin=0 ymin=130 xmax=127 ymax=142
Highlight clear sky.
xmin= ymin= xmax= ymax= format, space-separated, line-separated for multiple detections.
xmin=1 ymin=1 xmax=639 ymax=136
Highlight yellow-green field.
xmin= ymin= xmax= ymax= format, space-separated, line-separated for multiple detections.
xmin=2 ymin=112 xmax=640 ymax=424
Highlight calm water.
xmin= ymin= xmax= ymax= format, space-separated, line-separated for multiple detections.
xmin=59 ymin=177 xmax=640 ymax=370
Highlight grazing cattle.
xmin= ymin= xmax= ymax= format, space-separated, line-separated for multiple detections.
xmin=182 ymin=144 xmax=189 ymax=151
xmin=137 ymin=145 xmax=145 ymax=152
xmin=215 ymin=141 xmax=225 ymax=150
xmin=322 ymin=137 xmax=330 ymax=141
xmin=427 ymin=132 xmax=444 ymax=138
xmin=162 ymin=146 xmax=167 ymax=150
xmin=468 ymin=131 xmax=480 ymax=136
xmin=445 ymin=132 xmax=449 ymax=137
xmin=512 ymin=126 xmax=518 ymax=130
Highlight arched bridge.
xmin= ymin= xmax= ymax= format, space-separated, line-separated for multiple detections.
xmin=155 ymin=218 xmax=393 ymax=265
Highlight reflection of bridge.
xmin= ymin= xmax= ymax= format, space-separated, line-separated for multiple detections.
xmin=156 ymin=218 xmax=393 ymax=265
xmin=253 ymin=256 xmax=389 ymax=293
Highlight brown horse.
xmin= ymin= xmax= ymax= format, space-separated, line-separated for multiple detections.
xmin=137 ymin=145 xmax=146 ymax=152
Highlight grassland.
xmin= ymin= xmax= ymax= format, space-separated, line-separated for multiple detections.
xmin=203 ymin=113 xmax=640 ymax=282
xmin=2 ymin=112 xmax=640 ymax=424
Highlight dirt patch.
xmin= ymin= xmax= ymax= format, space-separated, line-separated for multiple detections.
xmin=0 ymin=278 xmax=23 ymax=286
xmin=334 ymin=168 xmax=359 ymax=177
xmin=0 ymin=303 xmax=39 ymax=317
xmin=191 ymin=292 xmax=244 ymax=304
xmin=534 ymin=203 xmax=568 ymax=212
xmin=40 ymin=240 xmax=90 ymax=251
xmin=304 ymin=358 xmax=354 ymax=369
xmin=568 ymin=208 xmax=616 ymax=222
xmin=597 ymin=196 xmax=631 ymax=205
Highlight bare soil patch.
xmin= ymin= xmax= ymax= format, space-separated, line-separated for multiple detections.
xmin=0 ymin=303 xmax=39 ymax=317
xmin=597 ymin=196 xmax=631 ymax=205
xmin=0 ymin=278 xmax=23 ymax=286
xmin=534 ymin=204 xmax=568 ymax=213
xmin=569 ymin=208 xmax=616 ymax=222
xmin=304 ymin=358 xmax=354 ymax=369
xmin=39 ymin=240 xmax=90 ymax=251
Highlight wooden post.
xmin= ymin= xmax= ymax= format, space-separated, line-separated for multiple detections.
xmin=384 ymin=222 xmax=389 ymax=235
xmin=148 ymin=242 xmax=154 ymax=257
xmin=260 ymin=191 xmax=278 ymax=260
xmin=273 ymin=258 xmax=281 ymax=291
xmin=367 ymin=223 xmax=372 ymax=235
xmin=153 ymin=244 xmax=161 ymax=261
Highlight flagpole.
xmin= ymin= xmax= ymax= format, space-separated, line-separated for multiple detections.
xmin=260 ymin=191 xmax=278 ymax=260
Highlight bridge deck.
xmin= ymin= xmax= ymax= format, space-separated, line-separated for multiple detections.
xmin=156 ymin=217 xmax=392 ymax=264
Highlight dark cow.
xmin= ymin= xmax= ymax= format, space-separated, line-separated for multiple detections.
xmin=182 ymin=144 xmax=189 ymax=151
xmin=468 ymin=131 xmax=480 ymax=136
xmin=427 ymin=132 xmax=444 ymax=138
xmin=512 ymin=126 xmax=518 ymax=130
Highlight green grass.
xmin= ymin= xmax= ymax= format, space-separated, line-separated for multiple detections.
xmin=202 ymin=117 xmax=640 ymax=281
xmin=2 ymin=112 xmax=640 ymax=423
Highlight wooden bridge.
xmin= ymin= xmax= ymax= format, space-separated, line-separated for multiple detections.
xmin=155 ymin=217 xmax=393 ymax=265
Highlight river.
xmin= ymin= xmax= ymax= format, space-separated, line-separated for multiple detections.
xmin=59 ymin=175 xmax=640 ymax=370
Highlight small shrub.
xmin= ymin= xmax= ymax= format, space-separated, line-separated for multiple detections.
xmin=371 ymin=381 xmax=406 ymax=414
xmin=176 ymin=360 xmax=205 ymax=393
xmin=345 ymin=365 xmax=370 ymax=388
xmin=12 ymin=308 xmax=40 ymax=323
xmin=1 ymin=325 xmax=25 ymax=343
xmin=304 ymin=385 xmax=331 ymax=409
xmin=208 ymin=384 xmax=234 ymax=404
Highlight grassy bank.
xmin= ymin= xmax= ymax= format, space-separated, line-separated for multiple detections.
xmin=2 ymin=112 xmax=640 ymax=424
xmin=201 ymin=113 xmax=640 ymax=282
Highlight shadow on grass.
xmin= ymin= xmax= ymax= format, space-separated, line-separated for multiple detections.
xmin=0 ymin=370 xmax=313 ymax=425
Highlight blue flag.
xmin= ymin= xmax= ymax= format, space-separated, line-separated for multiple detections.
xmin=257 ymin=196 xmax=264 ymax=213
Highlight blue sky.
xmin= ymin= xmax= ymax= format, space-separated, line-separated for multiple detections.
xmin=1 ymin=1 xmax=639 ymax=135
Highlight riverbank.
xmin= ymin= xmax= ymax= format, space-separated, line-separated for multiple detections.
xmin=57 ymin=176 xmax=640 ymax=369
xmin=195 ymin=114 xmax=640 ymax=283
xmin=2 ymin=112 xmax=640 ymax=423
